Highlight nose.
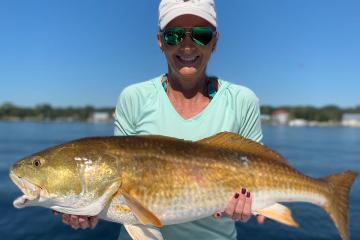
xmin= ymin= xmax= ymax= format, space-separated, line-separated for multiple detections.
xmin=179 ymin=32 xmax=197 ymax=53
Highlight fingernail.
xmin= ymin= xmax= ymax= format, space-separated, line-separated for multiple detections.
xmin=234 ymin=193 xmax=240 ymax=199
xmin=246 ymin=192 xmax=251 ymax=198
xmin=216 ymin=212 xmax=221 ymax=217
xmin=241 ymin=188 xmax=246 ymax=194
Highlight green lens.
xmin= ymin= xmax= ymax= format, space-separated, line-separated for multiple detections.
xmin=191 ymin=27 xmax=214 ymax=46
xmin=163 ymin=27 xmax=185 ymax=46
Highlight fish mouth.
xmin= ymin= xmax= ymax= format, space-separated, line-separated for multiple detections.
xmin=10 ymin=172 xmax=41 ymax=208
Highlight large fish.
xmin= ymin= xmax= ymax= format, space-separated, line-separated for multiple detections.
xmin=10 ymin=132 xmax=357 ymax=240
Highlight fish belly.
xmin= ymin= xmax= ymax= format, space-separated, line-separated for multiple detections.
xmin=100 ymin=186 xmax=327 ymax=226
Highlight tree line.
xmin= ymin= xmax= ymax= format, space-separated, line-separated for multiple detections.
xmin=1 ymin=102 xmax=359 ymax=122
xmin=261 ymin=105 xmax=360 ymax=122
xmin=0 ymin=102 xmax=113 ymax=121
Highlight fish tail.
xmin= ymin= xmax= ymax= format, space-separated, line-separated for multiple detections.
xmin=321 ymin=170 xmax=357 ymax=240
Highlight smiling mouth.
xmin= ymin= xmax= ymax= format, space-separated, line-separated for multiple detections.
xmin=176 ymin=55 xmax=199 ymax=65
xmin=10 ymin=172 xmax=41 ymax=208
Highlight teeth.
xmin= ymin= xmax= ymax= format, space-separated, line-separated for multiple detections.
xmin=179 ymin=56 xmax=197 ymax=61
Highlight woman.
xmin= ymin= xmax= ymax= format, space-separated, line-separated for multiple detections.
xmin=58 ymin=0 xmax=265 ymax=239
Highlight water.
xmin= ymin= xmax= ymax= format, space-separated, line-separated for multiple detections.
xmin=0 ymin=122 xmax=359 ymax=240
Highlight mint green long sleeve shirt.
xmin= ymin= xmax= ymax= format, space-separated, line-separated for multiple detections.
xmin=114 ymin=75 xmax=263 ymax=240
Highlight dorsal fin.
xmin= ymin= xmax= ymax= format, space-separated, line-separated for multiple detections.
xmin=197 ymin=132 xmax=289 ymax=164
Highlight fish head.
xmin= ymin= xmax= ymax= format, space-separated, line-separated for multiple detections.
xmin=10 ymin=144 xmax=86 ymax=208
xmin=10 ymin=139 xmax=122 ymax=214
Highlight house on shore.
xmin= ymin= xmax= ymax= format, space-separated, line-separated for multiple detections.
xmin=272 ymin=110 xmax=289 ymax=125
xmin=89 ymin=112 xmax=113 ymax=123
xmin=342 ymin=113 xmax=360 ymax=127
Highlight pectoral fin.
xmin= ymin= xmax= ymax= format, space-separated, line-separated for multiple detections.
xmin=124 ymin=224 xmax=164 ymax=240
xmin=122 ymin=191 xmax=163 ymax=227
xmin=256 ymin=203 xmax=299 ymax=227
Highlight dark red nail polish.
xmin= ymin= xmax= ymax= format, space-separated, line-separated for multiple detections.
xmin=241 ymin=188 xmax=246 ymax=194
xmin=234 ymin=193 xmax=240 ymax=199
xmin=216 ymin=212 xmax=221 ymax=217
xmin=246 ymin=192 xmax=251 ymax=198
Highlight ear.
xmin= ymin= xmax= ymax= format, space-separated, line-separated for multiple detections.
xmin=157 ymin=32 xmax=164 ymax=52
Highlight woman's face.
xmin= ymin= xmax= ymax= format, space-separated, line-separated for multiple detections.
xmin=158 ymin=14 xmax=218 ymax=78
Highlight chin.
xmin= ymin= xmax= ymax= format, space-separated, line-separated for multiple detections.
xmin=178 ymin=67 xmax=199 ymax=77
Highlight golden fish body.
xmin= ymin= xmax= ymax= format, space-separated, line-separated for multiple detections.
xmin=10 ymin=132 xmax=357 ymax=240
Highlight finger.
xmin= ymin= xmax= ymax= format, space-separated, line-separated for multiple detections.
xmin=62 ymin=214 xmax=71 ymax=225
xmin=213 ymin=211 xmax=222 ymax=219
xmin=70 ymin=215 xmax=80 ymax=230
xmin=224 ymin=192 xmax=240 ymax=217
xmin=256 ymin=214 xmax=266 ymax=224
xmin=78 ymin=216 xmax=90 ymax=230
xmin=53 ymin=210 xmax=58 ymax=216
xmin=233 ymin=188 xmax=247 ymax=220
xmin=240 ymin=192 xmax=252 ymax=222
xmin=89 ymin=216 xmax=99 ymax=229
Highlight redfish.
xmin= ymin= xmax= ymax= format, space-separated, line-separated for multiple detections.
xmin=10 ymin=132 xmax=357 ymax=239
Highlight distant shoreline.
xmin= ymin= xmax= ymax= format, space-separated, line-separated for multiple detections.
xmin=0 ymin=118 xmax=113 ymax=124
xmin=2 ymin=119 xmax=359 ymax=128
xmin=1 ymin=102 xmax=360 ymax=127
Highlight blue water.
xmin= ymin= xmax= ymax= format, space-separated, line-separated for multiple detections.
xmin=0 ymin=122 xmax=359 ymax=240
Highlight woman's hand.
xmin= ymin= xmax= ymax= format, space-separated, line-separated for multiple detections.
xmin=213 ymin=188 xmax=265 ymax=224
xmin=53 ymin=211 xmax=99 ymax=230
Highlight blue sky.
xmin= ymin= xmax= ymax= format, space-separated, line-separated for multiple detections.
xmin=0 ymin=0 xmax=359 ymax=108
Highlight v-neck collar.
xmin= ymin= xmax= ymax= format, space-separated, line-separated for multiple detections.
xmin=155 ymin=74 xmax=227 ymax=122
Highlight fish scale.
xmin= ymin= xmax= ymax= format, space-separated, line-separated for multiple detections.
xmin=115 ymin=141 xmax=320 ymax=220
xmin=10 ymin=132 xmax=357 ymax=240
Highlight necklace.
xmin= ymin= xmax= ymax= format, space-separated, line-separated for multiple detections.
xmin=161 ymin=75 xmax=217 ymax=100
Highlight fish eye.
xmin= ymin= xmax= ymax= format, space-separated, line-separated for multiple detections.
xmin=33 ymin=159 xmax=42 ymax=167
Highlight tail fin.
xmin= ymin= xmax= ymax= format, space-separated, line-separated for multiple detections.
xmin=321 ymin=170 xmax=357 ymax=240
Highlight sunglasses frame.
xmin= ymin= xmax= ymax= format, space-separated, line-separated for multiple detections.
xmin=161 ymin=27 xmax=217 ymax=47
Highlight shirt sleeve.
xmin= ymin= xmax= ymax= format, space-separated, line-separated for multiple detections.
xmin=114 ymin=88 xmax=137 ymax=136
xmin=237 ymin=90 xmax=263 ymax=143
